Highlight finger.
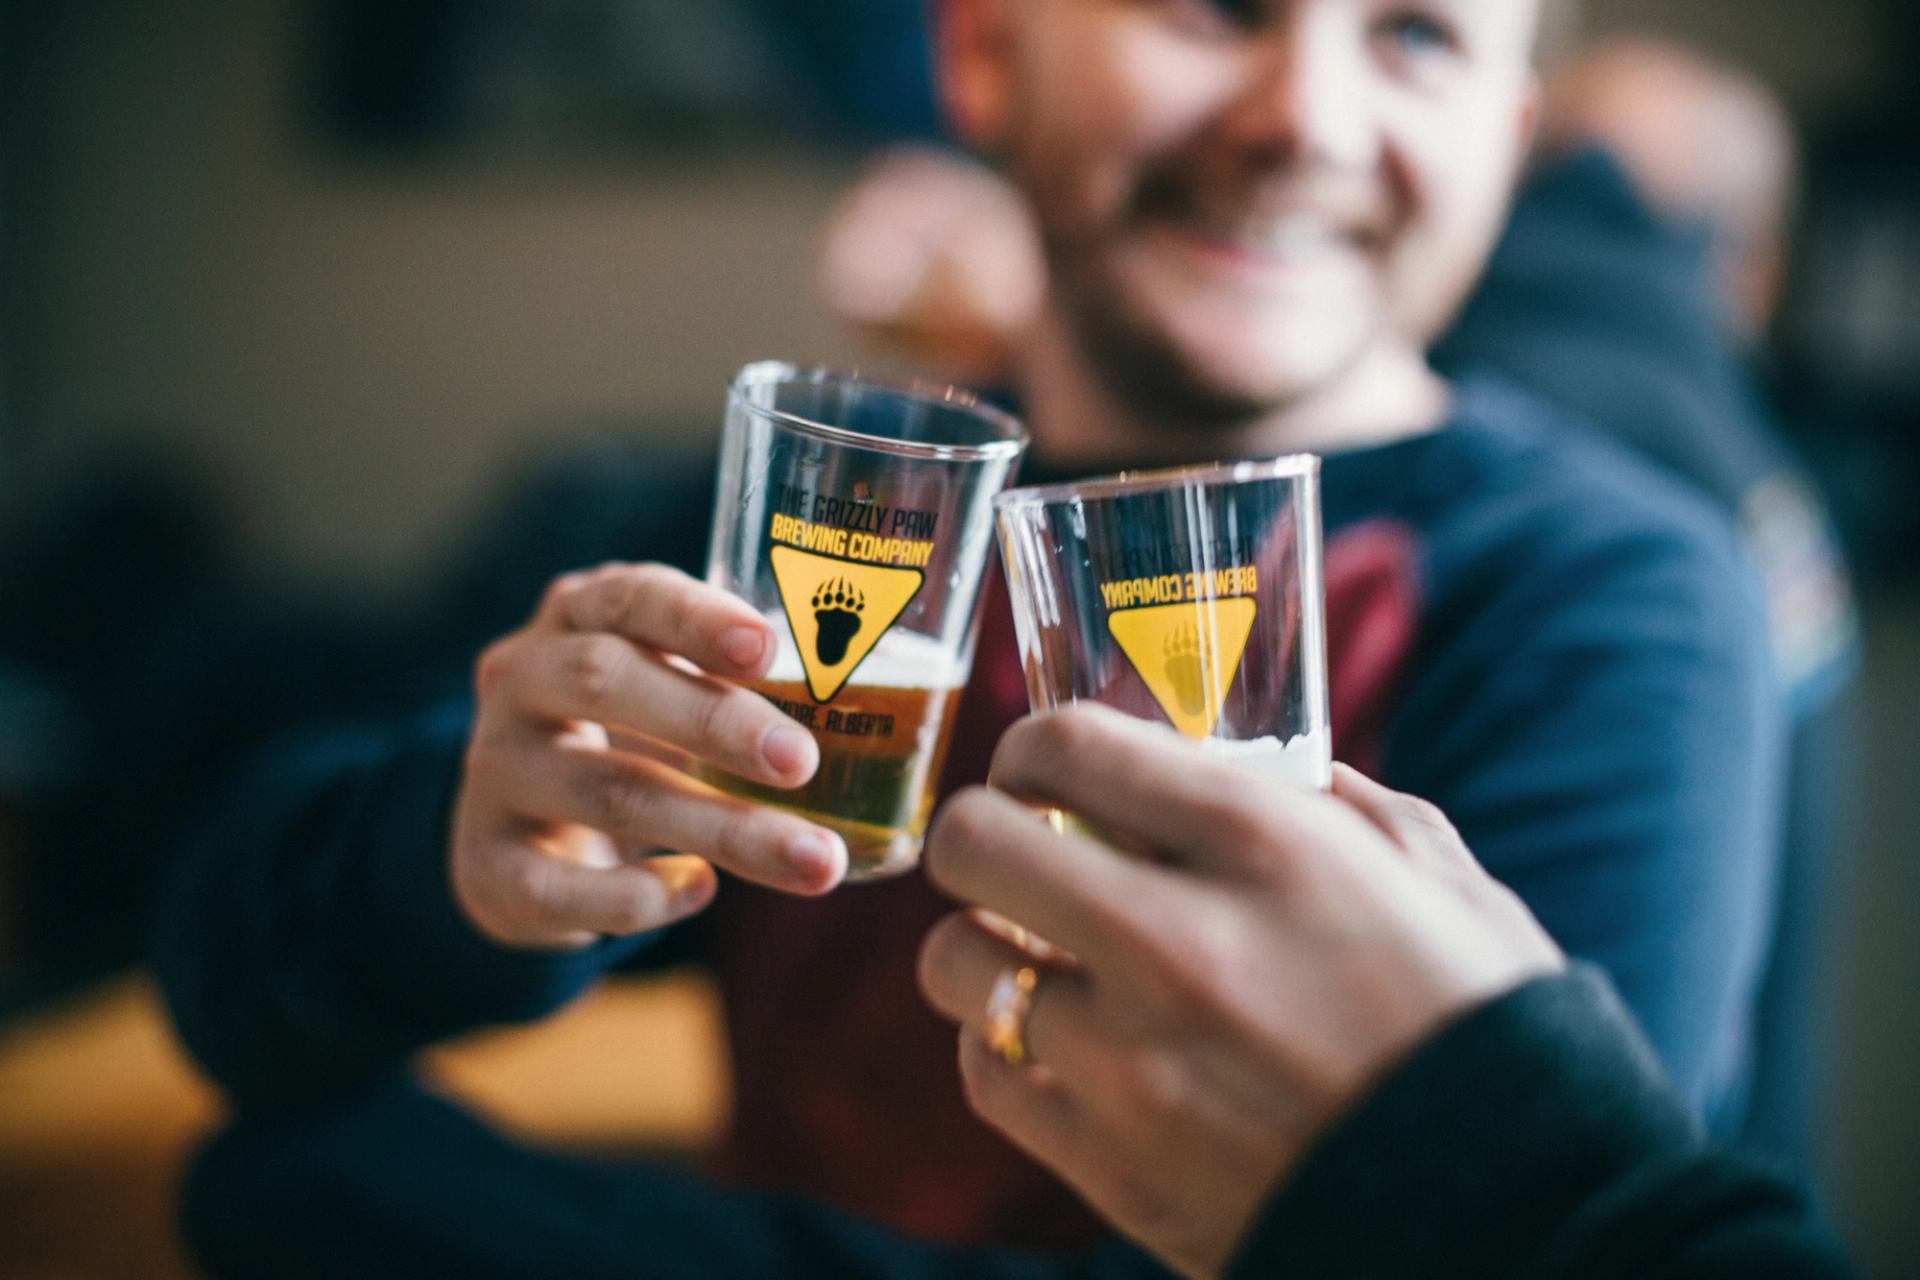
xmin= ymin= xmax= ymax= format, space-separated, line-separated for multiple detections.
xmin=606 ymin=725 xmax=686 ymax=767
xmin=477 ymin=843 xmax=719 ymax=944
xmin=547 ymin=563 xmax=777 ymax=679
xmin=989 ymin=706 xmax=1336 ymax=876
xmin=973 ymin=908 xmax=1073 ymax=964
xmin=1329 ymin=763 xmax=1480 ymax=877
xmin=485 ymin=740 xmax=845 ymax=895
xmin=511 ymin=633 xmax=817 ymax=787
xmin=924 ymin=786 xmax=1173 ymax=972
xmin=955 ymin=1033 xmax=1088 ymax=1189
xmin=917 ymin=912 xmax=1098 ymax=1074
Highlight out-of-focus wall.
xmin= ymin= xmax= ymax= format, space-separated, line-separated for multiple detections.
xmin=13 ymin=0 xmax=1902 ymax=585
xmin=1579 ymin=0 xmax=1896 ymax=116
xmin=13 ymin=0 xmax=861 ymax=584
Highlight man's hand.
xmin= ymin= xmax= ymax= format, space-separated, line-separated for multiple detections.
xmin=917 ymin=707 xmax=1563 ymax=1280
xmin=451 ymin=563 xmax=846 ymax=951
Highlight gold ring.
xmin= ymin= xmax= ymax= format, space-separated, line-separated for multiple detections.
xmin=985 ymin=965 xmax=1041 ymax=1064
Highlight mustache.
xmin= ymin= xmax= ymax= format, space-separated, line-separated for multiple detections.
xmin=1129 ymin=156 xmax=1393 ymax=235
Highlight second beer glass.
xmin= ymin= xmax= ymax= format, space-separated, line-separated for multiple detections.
xmin=701 ymin=362 xmax=1026 ymax=879
xmin=994 ymin=458 xmax=1332 ymax=794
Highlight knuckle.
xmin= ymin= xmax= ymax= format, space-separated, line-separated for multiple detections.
xmin=937 ymin=785 xmax=994 ymax=832
xmin=712 ymin=803 xmax=777 ymax=870
xmin=507 ymin=857 xmax=563 ymax=927
xmin=604 ymin=875 xmax=669 ymax=934
xmin=1020 ymin=709 xmax=1097 ymax=767
xmin=1115 ymin=1045 xmax=1187 ymax=1124
xmin=1090 ymin=910 xmax=1183 ymax=1003
xmin=926 ymin=788 xmax=996 ymax=874
xmin=1140 ymin=1052 xmax=1190 ymax=1120
xmin=1131 ymin=912 xmax=1236 ymax=1015
xmin=578 ymin=560 xmax=630 ymax=586
xmin=988 ymin=719 xmax=1041 ymax=781
xmin=1398 ymin=794 xmax=1455 ymax=836
xmin=472 ymin=637 xmax=520 ymax=699
xmin=538 ymin=568 xmax=596 ymax=615
xmin=552 ymin=565 xmax=631 ymax=635
xmin=622 ymin=561 xmax=675 ymax=592
xmin=564 ymin=634 xmax=632 ymax=704
xmin=582 ymin=761 xmax=660 ymax=836
xmin=1192 ymin=791 xmax=1275 ymax=855
xmin=611 ymin=562 xmax=674 ymax=629
xmin=693 ymin=686 xmax=760 ymax=758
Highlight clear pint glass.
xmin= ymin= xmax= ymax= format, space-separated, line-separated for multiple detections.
xmin=699 ymin=363 xmax=1026 ymax=879
xmin=993 ymin=458 xmax=1331 ymax=804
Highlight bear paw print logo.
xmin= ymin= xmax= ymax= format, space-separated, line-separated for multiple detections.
xmin=1163 ymin=621 xmax=1206 ymax=717
xmin=812 ymin=578 xmax=866 ymax=665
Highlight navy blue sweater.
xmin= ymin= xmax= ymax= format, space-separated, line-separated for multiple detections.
xmin=174 ymin=973 xmax=1846 ymax=1278
xmin=157 ymin=377 xmax=1783 ymax=1261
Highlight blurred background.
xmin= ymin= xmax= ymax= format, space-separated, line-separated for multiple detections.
xmin=0 ymin=0 xmax=1915 ymax=1276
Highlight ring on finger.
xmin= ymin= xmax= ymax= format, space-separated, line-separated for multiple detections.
xmin=984 ymin=965 xmax=1042 ymax=1065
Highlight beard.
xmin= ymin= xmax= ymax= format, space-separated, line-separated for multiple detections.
xmin=1028 ymin=156 xmax=1385 ymax=439
xmin=1059 ymin=266 xmax=1279 ymax=433
xmin=1048 ymin=244 xmax=1380 ymax=438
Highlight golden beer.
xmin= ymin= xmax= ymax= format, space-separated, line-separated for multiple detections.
xmin=697 ymin=640 xmax=966 ymax=878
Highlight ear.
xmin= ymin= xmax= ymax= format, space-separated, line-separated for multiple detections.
xmin=934 ymin=0 xmax=1015 ymax=150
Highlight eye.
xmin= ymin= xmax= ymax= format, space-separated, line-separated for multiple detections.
xmin=1161 ymin=0 xmax=1262 ymax=38
xmin=1198 ymin=0 xmax=1262 ymax=22
xmin=1374 ymin=9 xmax=1463 ymax=62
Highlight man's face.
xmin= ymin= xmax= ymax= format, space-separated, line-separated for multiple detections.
xmin=947 ymin=0 xmax=1538 ymax=425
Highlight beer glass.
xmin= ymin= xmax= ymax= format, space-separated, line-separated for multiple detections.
xmin=993 ymin=458 xmax=1331 ymax=807
xmin=700 ymin=362 xmax=1026 ymax=879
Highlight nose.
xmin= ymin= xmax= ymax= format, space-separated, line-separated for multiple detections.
xmin=1224 ymin=14 xmax=1379 ymax=171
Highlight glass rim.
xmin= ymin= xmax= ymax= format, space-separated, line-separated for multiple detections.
xmin=992 ymin=453 xmax=1320 ymax=510
xmin=729 ymin=361 xmax=1028 ymax=462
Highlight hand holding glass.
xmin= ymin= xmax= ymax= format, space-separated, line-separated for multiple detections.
xmin=993 ymin=458 xmax=1331 ymax=811
xmin=698 ymin=363 xmax=1026 ymax=879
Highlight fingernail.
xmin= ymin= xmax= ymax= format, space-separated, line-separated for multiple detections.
xmin=720 ymin=625 xmax=768 ymax=670
xmin=787 ymin=829 xmax=846 ymax=887
xmin=762 ymin=723 xmax=817 ymax=777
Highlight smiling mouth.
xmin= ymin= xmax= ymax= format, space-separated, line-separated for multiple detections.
xmin=1172 ymin=204 xmax=1374 ymax=265
xmin=1141 ymin=213 xmax=1371 ymax=289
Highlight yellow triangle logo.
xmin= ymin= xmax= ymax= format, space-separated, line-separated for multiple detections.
xmin=1107 ymin=598 xmax=1258 ymax=738
xmin=770 ymin=545 xmax=925 ymax=703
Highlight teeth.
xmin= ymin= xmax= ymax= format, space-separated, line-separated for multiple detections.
xmin=1241 ymin=213 xmax=1341 ymax=254
xmin=1194 ymin=209 xmax=1345 ymax=256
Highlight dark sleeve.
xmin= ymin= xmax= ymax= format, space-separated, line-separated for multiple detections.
xmin=153 ymin=445 xmax=717 ymax=1111
xmin=1227 ymin=968 xmax=1850 ymax=1280
xmin=153 ymin=701 xmax=654 ymax=1111
xmin=186 ymin=1071 xmax=1178 ymax=1280
xmin=1433 ymin=148 xmax=1764 ymax=512
xmin=1385 ymin=495 xmax=1784 ymax=1121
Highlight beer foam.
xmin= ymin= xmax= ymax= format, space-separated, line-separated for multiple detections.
xmin=1199 ymin=728 xmax=1332 ymax=791
xmin=766 ymin=618 xmax=969 ymax=690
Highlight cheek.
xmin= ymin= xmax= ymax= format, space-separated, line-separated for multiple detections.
xmin=1016 ymin=17 xmax=1248 ymax=228
xmin=1378 ymin=96 xmax=1526 ymax=327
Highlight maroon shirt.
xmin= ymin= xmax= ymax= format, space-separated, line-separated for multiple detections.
xmin=705 ymin=534 xmax=1420 ymax=1246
